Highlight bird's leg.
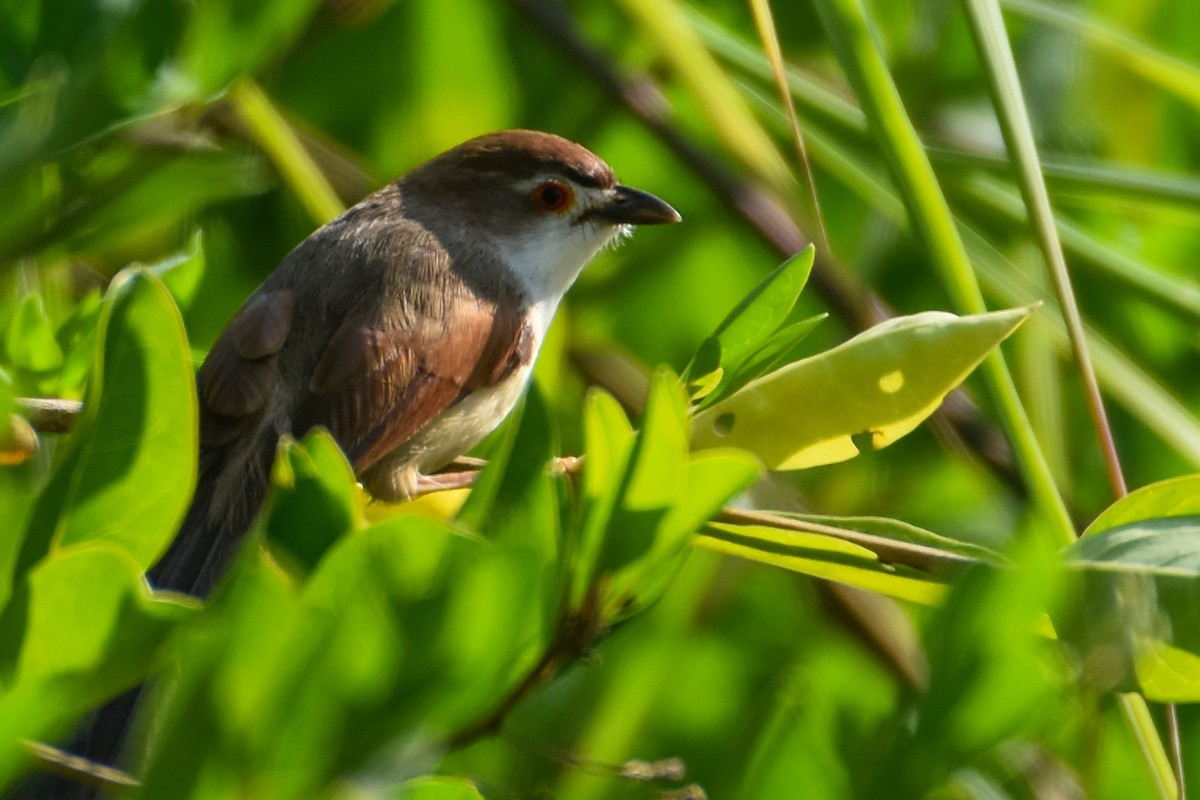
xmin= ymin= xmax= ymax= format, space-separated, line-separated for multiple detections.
xmin=359 ymin=456 xmax=421 ymax=502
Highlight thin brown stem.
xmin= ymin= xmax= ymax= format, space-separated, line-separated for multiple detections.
xmin=713 ymin=507 xmax=980 ymax=574
xmin=749 ymin=0 xmax=831 ymax=254
xmin=16 ymin=398 xmax=83 ymax=433
xmin=1166 ymin=703 xmax=1187 ymax=800
xmin=414 ymin=460 xmax=977 ymax=576
xmin=23 ymin=741 xmax=138 ymax=794
xmin=447 ymin=584 xmax=605 ymax=750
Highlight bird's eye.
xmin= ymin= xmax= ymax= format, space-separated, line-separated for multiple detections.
xmin=531 ymin=180 xmax=574 ymax=214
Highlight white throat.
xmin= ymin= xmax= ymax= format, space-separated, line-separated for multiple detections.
xmin=495 ymin=221 xmax=628 ymax=342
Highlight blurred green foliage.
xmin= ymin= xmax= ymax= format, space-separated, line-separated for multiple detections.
xmin=4 ymin=0 xmax=1200 ymax=798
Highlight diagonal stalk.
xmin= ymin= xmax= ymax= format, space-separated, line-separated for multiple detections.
xmin=810 ymin=0 xmax=1074 ymax=545
xmin=962 ymin=0 xmax=1177 ymax=793
xmin=960 ymin=0 xmax=1126 ymax=501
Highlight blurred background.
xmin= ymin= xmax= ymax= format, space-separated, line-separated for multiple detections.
xmin=3 ymin=0 xmax=1200 ymax=796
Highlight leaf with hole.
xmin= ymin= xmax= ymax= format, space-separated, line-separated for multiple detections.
xmin=691 ymin=307 xmax=1030 ymax=470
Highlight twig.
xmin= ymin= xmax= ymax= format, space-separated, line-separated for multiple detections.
xmin=712 ymin=507 xmax=979 ymax=574
xmin=16 ymin=398 xmax=82 ymax=433
xmin=1166 ymin=703 xmax=1186 ymax=800
xmin=23 ymin=740 xmax=138 ymax=793
xmin=447 ymin=584 xmax=605 ymax=749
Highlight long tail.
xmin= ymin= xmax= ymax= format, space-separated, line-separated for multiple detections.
xmin=150 ymin=430 xmax=276 ymax=596
xmin=8 ymin=435 xmax=278 ymax=799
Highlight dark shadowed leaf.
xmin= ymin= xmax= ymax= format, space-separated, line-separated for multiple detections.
xmin=263 ymin=429 xmax=363 ymax=576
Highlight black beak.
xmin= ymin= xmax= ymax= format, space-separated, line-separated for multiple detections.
xmin=590 ymin=184 xmax=682 ymax=226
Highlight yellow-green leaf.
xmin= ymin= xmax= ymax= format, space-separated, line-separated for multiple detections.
xmin=691 ymin=307 xmax=1030 ymax=470
xmin=1084 ymin=473 xmax=1200 ymax=536
xmin=698 ymin=523 xmax=946 ymax=605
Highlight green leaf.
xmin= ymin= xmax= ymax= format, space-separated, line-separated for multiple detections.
xmin=878 ymin=549 xmax=1064 ymax=797
xmin=457 ymin=386 xmax=559 ymax=560
xmin=1084 ymin=474 xmax=1200 ymax=536
xmin=691 ymin=307 xmax=1030 ymax=470
xmin=177 ymin=0 xmax=323 ymax=98
xmin=811 ymin=0 xmax=1074 ymax=543
xmin=711 ymin=313 xmax=827 ymax=406
xmin=52 ymin=289 xmax=102 ymax=397
xmin=684 ymin=335 xmax=723 ymax=400
xmin=609 ymin=448 xmax=760 ymax=617
xmin=1063 ymin=517 xmax=1200 ymax=701
xmin=572 ymin=388 xmax=636 ymax=608
xmin=148 ymin=230 xmax=208 ymax=314
xmin=0 ymin=545 xmax=195 ymax=788
xmin=139 ymin=513 xmax=541 ymax=799
xmin=135 ymin=550 xmax=315 ymax=800
xmin=263 ymin=429 xmax=363 ymax=576
xmin=698 ymin=522 xmax=948 ymax=605
xmin=711 ymin=246 xmax=815 ymax=369
xmin=393 ymin=777 xmax=486 ymax=800
xmin=16 ymin=269 xmax=197 ymax=576
xmin=456 ymin=386 xmax=562 ymax=645
xmin=685 ymin=247 xmax=816 ymax=399
xmin=575 ymin=374 xmax=760 ymax=619
xmin=5 ymin=293 xmax=63 ymax=375
xmin=591 ymin=371 xmax=690 ymax=584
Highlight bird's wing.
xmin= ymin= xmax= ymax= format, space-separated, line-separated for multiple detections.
xmin=197 ymin=220 xmax=533 ymax=476
xmin=298 ymin=287 xmax=533 ymax=473
xmin=197 ymin=287 xmax=296 ymax=448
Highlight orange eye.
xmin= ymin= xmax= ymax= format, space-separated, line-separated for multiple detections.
xmin=531 ymin=180 xmax=574 ymax=214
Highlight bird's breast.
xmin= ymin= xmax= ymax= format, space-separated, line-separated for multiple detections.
xmin=402 ymin=361 xmax=535 ymax=475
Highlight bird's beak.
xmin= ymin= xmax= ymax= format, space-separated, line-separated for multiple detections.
xmin=590 ymin=185 xmax=682 ymax=226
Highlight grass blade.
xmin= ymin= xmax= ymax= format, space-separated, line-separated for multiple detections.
xmin=811 ymin=0 xmax=1073 ymax=544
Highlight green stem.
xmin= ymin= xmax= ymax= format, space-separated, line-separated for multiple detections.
xmin=810 ymin=0 xmax=1074 ymax=545
xmin=961 ymin=0 xmax=1126 ymax=502
xmin=229 ymin=78 xmax=345 ymax=226
xmin=960 ymin=1 xmax=1180 ymax=793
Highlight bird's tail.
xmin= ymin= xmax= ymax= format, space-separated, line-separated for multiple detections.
xmin=151 ymin=429 xmax=277 ymax=596
xmin=7 ymin=434 xmax=278 ymax=799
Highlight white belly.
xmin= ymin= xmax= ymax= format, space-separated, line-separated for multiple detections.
xmin=406 ymin=363 xmax=533 ymax=474
xmin=359 ymin=298 xmax=556 ymax=501
xmin=357 ymin=363 xmax=534 ymax=500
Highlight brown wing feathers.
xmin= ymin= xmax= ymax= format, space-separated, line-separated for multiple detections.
xmin=299 ymin=287 xmax=530 ymax=473
xmin=197 ymin=290 xmax=294 ymax=445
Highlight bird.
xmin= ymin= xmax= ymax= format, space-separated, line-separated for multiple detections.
xmin=13 ymin=130 xmax=679 ymax=800
xmin=153 ymin=129 xmax=681 ymax=598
